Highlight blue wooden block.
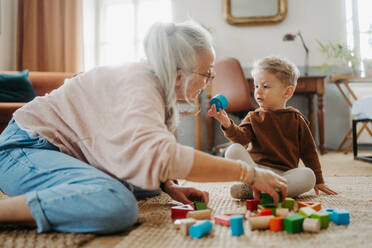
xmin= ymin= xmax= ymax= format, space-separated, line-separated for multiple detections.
xmin=189 ymin=220 xmax=212 ymax=238
xmin=322 ymin=208 xmax=349 ymax=225
xmin=230 ymin=215 xmax=244 ymax=236
xmin=210 ymin=94 xmax=228 ymax=111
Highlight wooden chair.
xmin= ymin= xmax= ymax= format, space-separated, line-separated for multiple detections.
xmin=205 ymin=57 xmax=257 ymax=152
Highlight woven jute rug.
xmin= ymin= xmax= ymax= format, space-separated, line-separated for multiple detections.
xmin=115 ymin=176 xmax=372 ymax=248
xmin=0 ymin=193 xmax=95 ymax=248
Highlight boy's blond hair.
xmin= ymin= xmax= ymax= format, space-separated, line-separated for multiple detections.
xmin=251 ymin=56 xmax=300 ymax=87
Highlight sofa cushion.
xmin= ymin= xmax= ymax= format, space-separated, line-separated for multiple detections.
xmin=0 ymin=70 xmax=36 ymax=102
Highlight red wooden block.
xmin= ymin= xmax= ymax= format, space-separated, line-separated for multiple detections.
xmin=246 ymin=199 xmax=260 ymax=211
xmin=214 ymin=215 xmax=230 ymax=226
xmin=171 ymin=204 xmax=194 ymax=219
xmin=258 ymin=208 xmax=272 ymax=216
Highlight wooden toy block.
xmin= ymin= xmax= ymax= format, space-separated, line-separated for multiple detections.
xmin=189 ymin=220 xmax=212 ymax=239
xmin=322 ymin=208 xmax=349 ymax=225
xmin=214 ymin=215 xmax=230 ymax=226
xmin=333 ymin=209 xmax=349 ymax=225
xmin=280 ymin=197 xmax=295 ymax=211
xmin=230 ymin=215 xmax=244 ymax=236
xmin=246 ymin=199 xmax=260 ymax=211
xmin=224 ymin=209 xmax=247 ymax=219
xmin=303 ymin=218 xmax=321 ymax=233
xmin=310 ymin=212 xmax=329 ymax=229
xmin=180 ymin=218 xmax=197 ymax=236
xmin=187 ymin=209 xmax=212 ymax=220
xmin=275 ymin=208 xmax=289 ymax=217
xmin=266 ymin=206 xmax=278 ymax=216
xmin=171 ymin=204 xmax=194 ymax=219
xmin=248 ymin=215 xmax=274 ymax=230
xmin=269 ymin=216 xmax=284 ymax=232
xmin=258 ymin=208 xmax=272 ymax=216
xmin=298 ymin=201 xmax=322 ymax=211
xmin=174 ymin=219 xmax=181 ymax=229
xmin=260 ymin=189 xmax=283 ymax=205
xmin=194 ymin=201 xmax=207 ymax=210
xmin=284 ymin=214 xmax=305 ymax=233
xmin=298 ymin=206 xmax=316 ymax=218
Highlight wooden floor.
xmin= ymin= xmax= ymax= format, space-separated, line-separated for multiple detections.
xmin=83 ymin=151 xmax=372 ymax=248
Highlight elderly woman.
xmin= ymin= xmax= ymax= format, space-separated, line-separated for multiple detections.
xmin=0 ymin=21 xmax=287 ymax=234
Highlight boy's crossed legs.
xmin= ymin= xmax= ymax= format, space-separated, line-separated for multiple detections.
xmin=226 ymin=143 xmax=316 ymax=199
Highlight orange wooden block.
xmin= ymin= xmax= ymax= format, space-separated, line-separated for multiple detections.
xmin=269 ymin=216 xmax=284 ymax=232
xmin=297 ymin=201 xmax=321 ymax=211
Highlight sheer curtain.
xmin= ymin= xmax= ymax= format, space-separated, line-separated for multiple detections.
xmin=82 ymin=0 xmax=172 ymax=71
xmin=17 ymin=0 xmax=83 ymax=72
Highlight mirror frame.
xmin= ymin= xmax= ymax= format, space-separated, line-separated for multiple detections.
xmin=223 ymin=0 xmax=287 ymax=26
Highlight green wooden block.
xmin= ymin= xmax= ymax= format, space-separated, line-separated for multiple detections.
xmin=194 ymin=201 xmax=207 ymax=210
xmin=284 ymin=214 xmax=304 ymax=233
xmin=260 ymin=189 xmax=283 ymax=205
xmin=258 ymin=204 xmax=265 ymax=210
xmin=280 ymin=197 xmax=295 ymax=211
xmin=299 ymin=206 xmax=316 ymax=218
xmin=310 ymin=212 xmax=330 ymax=229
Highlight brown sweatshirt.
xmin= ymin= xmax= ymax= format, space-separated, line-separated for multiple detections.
xmin=222 ymin=107 xmax=324 ymax=184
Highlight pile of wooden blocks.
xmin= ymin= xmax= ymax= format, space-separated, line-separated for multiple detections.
xmin=172 ymin=193 xmax=350 ymax=238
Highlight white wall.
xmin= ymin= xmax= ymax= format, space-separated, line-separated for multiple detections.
xmin=173 ymin=0 xmax=346 ymax=68
xmin=0 ymin=0 xmax=18 ymax=70
xmin=173 ymin=0 xmax=351 ymax=151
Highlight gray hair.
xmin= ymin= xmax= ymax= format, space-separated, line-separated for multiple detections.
xmin=251 ymin=56 xmax=300 ymax=87
xmin=143 ymin=21 xmax=213 ymax=133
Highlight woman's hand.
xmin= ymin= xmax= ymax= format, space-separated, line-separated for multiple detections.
xmin=208 ymin=104 xmax=231 ymax=129
xmin=314 ymin=184 xmax=337 ymax=195
xmin=163 ymin=182 xmax=209 ymax=205
xmin=250 ymin=167 xmax=288 ymax=205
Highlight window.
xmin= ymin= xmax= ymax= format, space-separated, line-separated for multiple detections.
xmin=83 ymin=0 xmax=172 ymax=71
xmin=346 ymin=0 xmax=372 ymax=70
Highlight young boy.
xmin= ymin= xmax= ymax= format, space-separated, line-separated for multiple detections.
xmin=208 ymin=56 xmax=337 ymax=199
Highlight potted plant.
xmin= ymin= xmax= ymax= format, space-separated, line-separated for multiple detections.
xmin=315 ymin=40 xmax=361 ymax=75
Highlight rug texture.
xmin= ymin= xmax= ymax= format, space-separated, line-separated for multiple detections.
xmin=0 ymin=193 xmax=95 ymax=248
xmin=115 ymin=176 xmax=372 ymax=248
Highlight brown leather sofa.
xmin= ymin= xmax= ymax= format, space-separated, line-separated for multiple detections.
xmin=0 ymin=71 xmax=75 ymax=132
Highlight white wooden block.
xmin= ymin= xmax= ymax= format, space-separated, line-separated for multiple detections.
xmin=180 ymin=218 xmax=197 ymax=236
xmin=249 ymin=215 xmax=274 ymax=230
xmin=303 ymin=218 xmax=321 ymax=232
xmin=276 ymin=208 xmax=289 ymax=217
xmin=186 ymin=209 xmax=212 ymax=220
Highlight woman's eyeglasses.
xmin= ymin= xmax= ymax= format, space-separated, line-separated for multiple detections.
xmin=192 ymin=67 xmax=216 ymax=86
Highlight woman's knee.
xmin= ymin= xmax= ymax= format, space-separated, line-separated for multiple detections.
xmin=93 ymin=183 xmax=139 ymax=234
xmin=225 ymin=143 xmax=246 ymax=160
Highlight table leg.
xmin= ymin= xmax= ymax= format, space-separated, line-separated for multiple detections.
xmin=317 ymin=94 xmax=325 ymax=154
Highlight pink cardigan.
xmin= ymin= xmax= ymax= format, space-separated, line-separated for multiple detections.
xmin=14 ymin=63 xmax=194 ymax=190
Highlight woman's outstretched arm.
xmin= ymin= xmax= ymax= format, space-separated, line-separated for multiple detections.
xmin=186 ymin=149 xmax=288 ymax=204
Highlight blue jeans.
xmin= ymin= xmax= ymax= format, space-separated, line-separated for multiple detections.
xmin=0 ymin=119 xmax=161 ymax=233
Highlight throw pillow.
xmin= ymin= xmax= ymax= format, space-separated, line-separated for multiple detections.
xmin=0 ymin=70 xmax=36 ymax=102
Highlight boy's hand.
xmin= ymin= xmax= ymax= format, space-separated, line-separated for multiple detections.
xmin=314 ymin=184 xmax=337 ymax=195
xmin=208 ymin=104 xmax=231 ymax=128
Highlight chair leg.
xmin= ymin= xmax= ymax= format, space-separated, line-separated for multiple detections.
xmin=345 ymin=124 xmax=367 ymax=154
xmin=337 ymin=128 xmax=352 ymax=152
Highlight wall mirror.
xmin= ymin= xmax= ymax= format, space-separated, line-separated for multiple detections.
xmin=223 ymin=0 xmax=287 ymax=26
